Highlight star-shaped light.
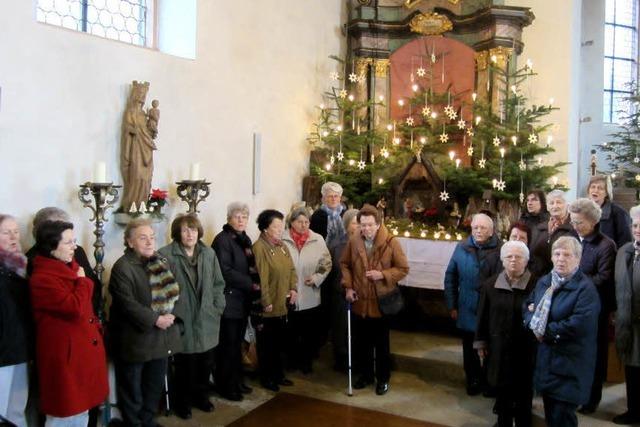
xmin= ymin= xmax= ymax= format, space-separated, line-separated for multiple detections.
xmin=431 ymin=53 xmax=436 ymax=63
xmin=519 ymin=160 xmax=526 ymax=170
xmin=444 ymin=105 xmax=455 ymax=116
xmin=519 ymin=192 xmax=525 ymax=203
xmin=528 ymin=134 xmax=538 ymax=144
xmin=348 ymin=73 xmax=358 ymax=83
xmin=336 ymin=151 xmax=344 ymax=161
xmin=380 ymin=147 xmax=389 ymax=158
xmin=330 ymin=71 xmax=340 ymax=81
xmin=466 ymin=128 xmax=475 ymax=137
xmin=636 ymin=174 xmax=640 ymax=182
xmin=439 ymin=191 xmax=450 ymax=202
xmin=467 ymin=146 xmax=474 ymax=156
xmin=416 ymin=67 xmax=426 ymax=77
xmin=330 ymin=155 xmax=335 ymax=165
xmin=439 ymin=132 xmax=449 ymax=143
xmin=496 ymin=180 xmax=506 ymax=191
xmin=422 ymin=106 xmax=432 ymax=117
xmin=457 ymin=119 xmax=466 ymax=129
xmin=357 ymin=160 xmax=366 ymax=170
xmin=634 ymin=157 xmax=639 ymax=163
xmin=406 ymin=117 xmax=415 ymax=126
xmin=339 ymin=89 xmax=348 ymax=99
xmin=492 ymin=135 xmax=501 ymax=147
xmin=358 ymin=74 xmax=367 ymax=85
xmin=478 ymin=158 xmax=487 ymax=168
xmin=447 ymin=110 xmax=458 ymax=121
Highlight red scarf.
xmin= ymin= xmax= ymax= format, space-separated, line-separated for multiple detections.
xmin=290 ymin=228 xmax=310 ymax=251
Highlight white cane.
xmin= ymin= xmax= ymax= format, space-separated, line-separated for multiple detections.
xmin=347 ymin=301 xmax=353 ymax=397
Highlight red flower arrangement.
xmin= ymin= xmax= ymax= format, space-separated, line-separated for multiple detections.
xmin=148 ymin=188 xmax=168 ymax=214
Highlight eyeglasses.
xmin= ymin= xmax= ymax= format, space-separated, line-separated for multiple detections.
xmin=570 ymin=220 xmax=584 ymax=226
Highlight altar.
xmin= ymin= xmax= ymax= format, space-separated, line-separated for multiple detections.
xmin=397 ymin=237 xmax=457 ymax=290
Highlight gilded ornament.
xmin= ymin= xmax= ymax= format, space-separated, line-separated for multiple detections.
xmin=374 ymin=59 xmax=390 ymax=77
xmin=409 ymin=13 xmax=453 ymax=36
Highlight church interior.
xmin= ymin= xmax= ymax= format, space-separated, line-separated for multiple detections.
xmin=1 ymin=0 xmax=638 ymax=426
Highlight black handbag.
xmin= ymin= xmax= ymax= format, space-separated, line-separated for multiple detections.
xmin=377 ymin=286 xmax=405 ymax=315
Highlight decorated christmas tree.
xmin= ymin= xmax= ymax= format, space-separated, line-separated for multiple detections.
xmin=307 ymin=54 xmax=567 ymax=225
xmin=596 ymin=84 xmax=640 ymax=188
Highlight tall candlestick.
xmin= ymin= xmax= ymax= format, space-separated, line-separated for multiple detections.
xmin=441 ymin=53 xmax=445 ymax=84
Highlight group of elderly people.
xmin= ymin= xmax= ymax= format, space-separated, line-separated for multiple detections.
xmin=4 ymin=174 xmax=640 ymax=427
xmin=446 ymin=174 xmax=639 ymax=426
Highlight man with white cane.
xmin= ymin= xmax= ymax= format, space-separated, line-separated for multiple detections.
xmin=341 ymin=205 xmax=408 ymax=395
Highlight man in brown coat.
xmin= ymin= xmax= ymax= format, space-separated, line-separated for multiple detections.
xmin=341 ymin=205 xmax=409 ymax=395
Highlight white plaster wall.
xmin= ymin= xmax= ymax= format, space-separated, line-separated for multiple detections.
xmin=506 ymin=0 xmax=583 ymax=199
xmin=0 ymin=1 xmax=345 ymax=279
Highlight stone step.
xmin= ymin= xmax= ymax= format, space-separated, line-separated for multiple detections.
xmin=390 ymin=330 xmax=465 ymax=385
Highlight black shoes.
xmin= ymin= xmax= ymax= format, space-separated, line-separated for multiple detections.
xmin=174 ymin=406 xmax=192 ymax=420
xmin=238 ymin=383 xmax=253 ymax=394
xmin=219 ymin=390 xmax=243 ymax=401
xmin=261 ymin=380 xmax=280 ymax=392
xmin=578 ymin=404 xmax=597 ymax=415
xmin=278 ymin=378 xmax=294 ymax=386
xmin=353 ymin=377 xmax=374 ymax=390
xmin=466 ymin=381 xmax=483 ymax=396
xmin=375 ymin=382 xmax=389 ymax=395
xmin=193 ymin=398 xmax=214 ymax=413
xmin=612 ymin=411 xmax=640 ymax=425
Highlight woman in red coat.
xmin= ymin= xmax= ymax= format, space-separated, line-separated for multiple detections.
xmin=29 ymin=221 xmax=108 ymax=426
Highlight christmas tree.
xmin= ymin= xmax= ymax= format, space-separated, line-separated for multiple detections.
xmin=596 ymin=84 xmax=640 ymax=188
xmin=307 ymin=55 xmax=567 ymax=213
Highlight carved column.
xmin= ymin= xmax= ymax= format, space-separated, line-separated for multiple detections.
xmin=373 ymin=58 xmax=390 ymax=130
xmin=475 ymin=46 xmax=513 ymax=114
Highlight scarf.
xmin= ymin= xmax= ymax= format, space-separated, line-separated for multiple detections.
xmin=548 ymin=213 xmax=568 ymax=236
xmin=529 ymin=268 xmax=576 ymax=337
xmin=290 ymin=228 xmax=310 ymax=251
xmin=145 ymin=254 xmax=180 ymax=314
xmin=223 ymin=224 xmax=262 ymax=326
xmin=0 ymin=248 xmax=27 ymax=278
xmin=321 ymin=204 xmax=345 ymax=246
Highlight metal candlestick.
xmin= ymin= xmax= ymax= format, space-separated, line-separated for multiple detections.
xmin=78 ymin=182 xmax=121 ymax=282
xmin=176 ymin=179 xmax=211 ymax=213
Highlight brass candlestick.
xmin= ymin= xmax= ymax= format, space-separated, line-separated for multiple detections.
xmin=176 ymin=179 xmax=211 ymax=213
xmin=78 ymin=182 xmax=121 ymax=282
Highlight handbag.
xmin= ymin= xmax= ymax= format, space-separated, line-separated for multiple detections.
xmin=377 ymin=286 xmax=405 ymax=315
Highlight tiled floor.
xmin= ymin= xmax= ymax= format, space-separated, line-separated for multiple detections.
xmin=151 ymin=330 xmax=628 ymax=427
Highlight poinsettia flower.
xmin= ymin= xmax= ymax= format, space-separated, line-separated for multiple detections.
xmin=150 ymin=188 xmax=168 ymax=200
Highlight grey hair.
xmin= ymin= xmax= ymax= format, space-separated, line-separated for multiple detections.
xmin=342 ymin=208 xmax=359 ymax=230
xmin=546 ymin=189 xmax=567 ymax=203
xmin=630 ymin=205 xmax=640 ymax=221
xmin=471 ymin=213 xmax=494 ymax=229
xmin=568 ymin=198 xmax=602 ymax=224
xmin=287 ymin=206 xmax=312 ymax=227
xmin=551 ymin=236 xmax=583 ymax=259
xmin=123 ymin=218 xmax=153 ymax=248
xmin=0 ymin=214 xmax=16 ymax=228
xmin=500 ymin=240 xmax=530 ymax=262
xmin=321 ymin=181 xmax=343 ymax=197
xmin=226 ymin=202 xmax=250 ymax=220
xmin=33 ymin=207 xmax=71 ymax=238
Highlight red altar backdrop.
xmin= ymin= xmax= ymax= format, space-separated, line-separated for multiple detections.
xmin=389 ymin=36 xmax=476 ymax=124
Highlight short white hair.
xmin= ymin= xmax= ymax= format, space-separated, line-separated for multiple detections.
xmin=321 ymin=181 xmax=343 ymax=197
xmin=471 ymin=213 xmax=494 ymax=229
xmin=227 ymin=202 xmax=249 ymax=220
xmin=546 ymin=189 xmax=567 ymax=203
xmin=630 ymin=205 xmax=640 ymax=221
xmin=500 ymin=240 xmax=530 ymax=262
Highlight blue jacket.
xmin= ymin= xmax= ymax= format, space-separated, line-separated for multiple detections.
xmin=444 ymin=235 xmax=502 ymax=332
xmin=523 ymin=270 xmax=600 ymax=405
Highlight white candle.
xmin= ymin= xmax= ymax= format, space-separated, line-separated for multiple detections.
xmin=129 ymin=202 xmax=137 ymax=213
xmin=138 ymin=201 xmax=147 ymax=214
xmin=94 ymin=162 xmax=107 ymax=183
xmin=190 ymin=162 xmax=201 ymax=180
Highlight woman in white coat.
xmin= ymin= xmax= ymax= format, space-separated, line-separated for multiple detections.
xmin=283 ymin=206 xmax=332 ymax=374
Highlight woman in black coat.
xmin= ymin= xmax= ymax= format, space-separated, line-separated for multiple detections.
xmin=520 ymin=189 xmax=549 ymax=241
xmin=211 ymin=202 xmax=259 ymax=401
xmin=568 ymin=198 xmax=617 ymax=414
xmin=0 ymin=214 xmax=31 ymax=427
xmin=587 ymin=175 xmax=632 ymax=249
xmin=475 ymin=241 xmax=536 ymax=427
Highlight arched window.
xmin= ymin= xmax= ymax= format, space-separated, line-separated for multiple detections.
xmin=604 ymin=0 xmax=638 ymax=123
